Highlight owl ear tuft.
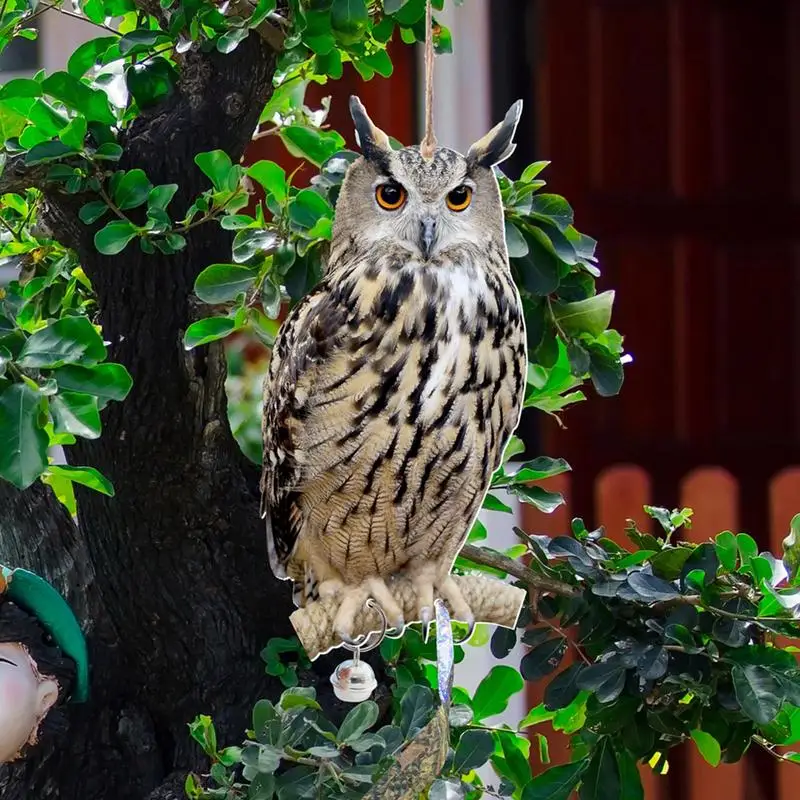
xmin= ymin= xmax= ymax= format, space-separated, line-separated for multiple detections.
xmin=466 ymin=100 xmax=523 ymax=169
xmin=349 ymin=96 xmax=392 ymax=164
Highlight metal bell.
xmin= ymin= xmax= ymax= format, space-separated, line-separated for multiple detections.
xmin=330 ymin=656 xmax=377 ymax=702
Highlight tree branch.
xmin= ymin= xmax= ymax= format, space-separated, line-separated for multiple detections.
xmin=459 ymin=543 xmax=579 ymax=598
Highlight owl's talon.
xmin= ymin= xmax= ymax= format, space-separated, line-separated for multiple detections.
xmin=420 ymin=606 xmax=433 ymax=642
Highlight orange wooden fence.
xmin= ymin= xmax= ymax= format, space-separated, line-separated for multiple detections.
xmin=522 ymin=465 xmax=800 ymax=800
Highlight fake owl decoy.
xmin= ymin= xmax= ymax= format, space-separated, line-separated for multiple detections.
xmin=261 ymin=96 xmax=527 ymax=643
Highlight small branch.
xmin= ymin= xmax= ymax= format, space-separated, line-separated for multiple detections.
xmin=753 ymin=736 xmax=800 ymax=764
xmin=229 ymin=0 xmax=286 ymax=51
xmin=460 ymin=543 xmax=579 ymax=598
xmin=44 ymin=3 xmax=120 ymax=34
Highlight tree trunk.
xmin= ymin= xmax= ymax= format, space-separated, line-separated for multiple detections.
xmin=0 ymin=32 xmax=360 ymax=800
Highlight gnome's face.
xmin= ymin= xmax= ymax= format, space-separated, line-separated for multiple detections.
xmin=0 ymin=642 xmax=59 ymax=762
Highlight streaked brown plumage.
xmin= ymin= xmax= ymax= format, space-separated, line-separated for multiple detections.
xmin=261 ymin=97 xmax=527 ymax=640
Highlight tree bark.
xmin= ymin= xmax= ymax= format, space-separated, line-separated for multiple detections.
xmin=0 ymin=33 xmax=345 ymax=800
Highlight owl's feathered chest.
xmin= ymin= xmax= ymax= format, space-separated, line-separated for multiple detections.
xmin=262 ymin=241 xmax=526 ymax=583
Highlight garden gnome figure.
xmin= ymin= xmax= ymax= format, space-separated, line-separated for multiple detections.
xmin=0 ymin=566 xmax=89 ymax=763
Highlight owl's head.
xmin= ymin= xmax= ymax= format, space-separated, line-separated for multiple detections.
xmin=332 ymin=96 xmax=523 ymax=262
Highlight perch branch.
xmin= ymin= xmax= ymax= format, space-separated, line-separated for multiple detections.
xmin=459 ymin=543 xmax=579 ymax=598
xmin=291 ymin=574 xmax=526 ymax=660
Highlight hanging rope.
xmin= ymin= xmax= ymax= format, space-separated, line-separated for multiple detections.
xmin=419 ymin=0 xmax=437 ymax=158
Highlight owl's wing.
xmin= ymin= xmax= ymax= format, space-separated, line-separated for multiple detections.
xmin=260 ymin=283 xmax=345 ymax=584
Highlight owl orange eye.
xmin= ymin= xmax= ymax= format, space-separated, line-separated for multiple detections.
xmin=446 ymin=185 xmax=472 ymax=211
xmin=376 ymin=182 xmax=407 ymax=211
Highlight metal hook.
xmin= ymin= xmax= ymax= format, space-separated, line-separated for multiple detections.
xmin=341 ymin=598 xmax=388 ymax=654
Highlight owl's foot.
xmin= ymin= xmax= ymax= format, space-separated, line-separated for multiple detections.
xmin=405 ymin=563 xmax=475 ymax=643
xmin=332 ymin=577 xmax=405 ymax=645
xmin=406 ymin=562 xmax=437 ymax=641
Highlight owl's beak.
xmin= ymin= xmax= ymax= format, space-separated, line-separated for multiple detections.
xmin=419 ymin=216 xmax=437 ymax=260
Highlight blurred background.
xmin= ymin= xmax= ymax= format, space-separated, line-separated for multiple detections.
xmin=3 ymin=1 xmax=799 ymax=798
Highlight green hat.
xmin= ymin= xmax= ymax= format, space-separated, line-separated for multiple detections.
xmin=0 ymin=566 xmax=89 ymax=703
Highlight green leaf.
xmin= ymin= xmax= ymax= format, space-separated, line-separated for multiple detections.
xmin=0 ymin=383 xmax=48 ymax=489
xmin=148 ymin=184 xmax=178 ymax=211
xmin=690 ymin=730 xmax=721 ymax=767
xmin=194 ymin=264 xmax=258 ymax=304
xmin=579 ymin=739 xmax=619 ymax=800
xmin=511 ymin=456 xmax=571 ymax=483
xmin=650 ymin=547 xmax=693 ymax=580
xmin=732 ymin=664 xmax=782 ymax=725
xmin=483 ymin=493 xmax=513 ymax=513
xmin=261 ymin=278 xmax=281 ymax=319
xmin=279 ymin=126 xmax=346 ymax=167
xmin=400 ymin=684 xmax=435 ymax=736
xmin=289 ymin=189 xmax=331 ymax=229
xmin=471 ymin=665 xmax=524 ymax=721
xmin=521 ymin=638 xmax=567 ymax=681
xmin=337 ymin=700 xmax=378 ymax=744
xmin=587 ymin=344 xmax=624 ymax=397
xmin=521 ymin=760 xmax=587 ymax=800
xmin=248 ymin=160 xmax=287 ymax=203
xmin=680 ymin=542 xmax=719 ymax=589
xmin=498 ymin=731 xmax=533 ymax=787
xmin=25 ymin=140 xmax=77 ymax=165
xmin=626 ymin=571 xmax=680 ymax=602
xmin=18 ymin=317 xmax=106 ymax=369
xmin=552 ymin=291 xmax=615 ymax=338
xmin=577 ymin=663 xmax=626 ymax=704
xmin=330 ymin=0 xmax=369 ymax=44
xmin=79 ymin=200 xmax=109 ymax=224
xmin=47 ymin=464 xmax=113 ymax=496
xmin=0 ymin=78 xmax=43 ymax=100
xmin=119 ymin=29 xmax=163 ymax=54
xmin=53 ymin=363 xmax=132 ymax=402
xmin=452 ymin=729 xmax=493 ymax=773
xmin=513 ymin=227 xmax=561 ymax=295
xmin=232 ymin=229 xmax=278 ymax=263
xmin=94 ymin=142 xmax=123 ymax=161
xmin=276 ymin=766 xmax=316 ymax=799
xmin=95 ymin=220 xmax=138 ymax=255
xmin=183 ymin=318 xmax=239 ymax=349
xmin=113 ymin=169 xmax=153 ymax=210
xmin=67 ymin=36 xmax=117 ymax=77
xmin=531 ymin=194 xmax=574 ymax=231
xmin=279 ymin=686 xmax=320 ymax=710
xmin=614 ymin=745 xmax=643 ymax=800
xmin=521 ymin=161 xmax=551 ymax=183
xmin=252 ymin=699 xmax=281 ymax=746
xmin=217 ymin=27 xmax=250 ymax=54
xmin=41 ymin=71 xmax=114 ymax=124
xmin=508 ymin=484 xmax=564 ymax=514
xmin=195 ymin=150 xmax=234 ymax=192
xmin=50 ymin=391 xmax=101 ymax=439
xmin=544 ymin=664 xmax=585 ymax=711
xmin=737 ymin=533 xmax=759 ymax=568
xmin=518 ymin=704 xmax=555 ymax=729
xmin=58 ymin=116 xmax=87 ymax=150
xmin=715 ymin=530 xmax=738 ymax=571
